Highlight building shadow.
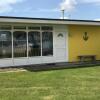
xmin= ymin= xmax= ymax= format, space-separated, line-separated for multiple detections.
xmin=19 ymin=61 xmax=100 ymax=72
xmin=0 ymin=61 xmax=100 ymax=72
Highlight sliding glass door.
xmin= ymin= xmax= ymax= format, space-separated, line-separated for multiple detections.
xmin=13 ymin=31 xmax=27 ymax=57
xmin=42 ymin=32 xmax=53 ymax=56
xmin=0 ymin=25 xmax=53 ymax=59
xmin=28 ymin=31 xmax=41 ymax=57
xmin=0 ymin=31 xmax=12 ymax=58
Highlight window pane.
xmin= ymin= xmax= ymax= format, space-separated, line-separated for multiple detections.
xmin=0 ymin=31 xmax=12 ymax=58
xmin=0 ymin=25 xmax=11 ymax=30
xmin=42 ymin=32 xmax=53 ymax=56
xmin=13 ymin=31 xmax=27 ymax=57
xmin=28 ymin=31 xmax=41 ymax=56
xmin=14 ymin=26 xmax=26 ymax=30
xmin=28 ymin=26 xmax=40 ymax=30
xmin=41 ymin=26 xmax=53 ymax=31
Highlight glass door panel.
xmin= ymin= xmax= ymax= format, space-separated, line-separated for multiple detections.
xmin=0 ymin=31 xmax=12 ymax=58
xmin=42 ymin=32 xmax=53 ymax=56
xmin=28 ymin=31 xmax=41 ymax=57
xmin=13 ymin=31 xmax=27 ymax=57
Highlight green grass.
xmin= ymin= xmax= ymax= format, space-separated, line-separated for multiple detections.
xmin=0 ymin=66 xmax=100 ymax=100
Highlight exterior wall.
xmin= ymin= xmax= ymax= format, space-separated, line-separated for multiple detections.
xmin=68 ymin=25 xmax=100 ymax=62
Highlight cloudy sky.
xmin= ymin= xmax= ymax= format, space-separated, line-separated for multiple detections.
xmin=0 ymin=0 xmax=100 ymax=20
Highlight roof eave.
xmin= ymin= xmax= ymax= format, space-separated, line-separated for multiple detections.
xmin=0 ymin=17 xmax=100 ymax=26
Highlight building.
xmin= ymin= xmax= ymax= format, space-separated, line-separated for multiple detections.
xmin=0 ymin=16 xmax=100 ymax=67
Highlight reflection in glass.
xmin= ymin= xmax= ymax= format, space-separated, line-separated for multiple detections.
xmin=28 ymin=31 xmax=41 ymax=56
xmin=13 ymin=31 xmax=27 ymax=57
xmin=42 ymin=32 xmax=53 ymax=56
xmin=0 ymin=31 xmax=12 ymax=58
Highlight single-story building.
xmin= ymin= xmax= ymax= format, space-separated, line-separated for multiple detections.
xmin=0 ymin=16 xmax=100 ymax=67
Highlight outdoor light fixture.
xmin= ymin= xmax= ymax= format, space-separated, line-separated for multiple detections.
xmin=83 ymin=32 xmax=89 ymax=41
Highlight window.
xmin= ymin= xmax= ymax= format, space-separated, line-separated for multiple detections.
xmin=42 ymin=32 xmax=53 ymax=56
xmin=28 ymin=26 xmax=40 ymax=30
xmin=41 ymin=26 xmax=53 ymax=31
xmin=0 ymin=31 xmax=12 ymax=58
xmin=28 ymin=31 xmax=41 ymax=56
xmin=14 ymin=26 xmax=26 ymax=30
xmin=13 ymin=31 xmax=27 ymax=57
xmin=0 ymin=25 xmax=11 ymax=30
xmin=0 ymin=25 xmax=53 ymax=59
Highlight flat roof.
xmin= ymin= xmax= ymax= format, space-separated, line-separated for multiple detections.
xmin=0 ymin=16 xmax=100 ymax=26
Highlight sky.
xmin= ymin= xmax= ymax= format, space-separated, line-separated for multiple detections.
xmin=0 ymin=0 xmax=100 ymax=20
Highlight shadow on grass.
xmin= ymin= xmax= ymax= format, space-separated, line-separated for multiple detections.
xmin=0 ymin=61 xmax=100 ymax=72
xmin=21 ymin=61 xmax=100 ymax=72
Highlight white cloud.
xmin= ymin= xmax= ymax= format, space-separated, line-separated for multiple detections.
xmin=0 ymin=0 xmax=23 ymax=13
xmin=80 ymin=0 xmax=100 ymax=4
xmin=60 ymin=0 xmax=100 ymax=12
xmin=60 ymin=0 xmax=77 ymax=12
xmin=60 ymin=16 xmax=69 ymax=19
xmin=94 ymin=18 xmax=100 ymax=21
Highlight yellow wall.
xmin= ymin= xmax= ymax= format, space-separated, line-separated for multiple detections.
xmin=68 ymin=25 xmax=100 ymax=62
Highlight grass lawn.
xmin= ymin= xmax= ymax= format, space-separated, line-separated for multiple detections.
xmin=0 ymin=66 xmax=100 ymax=100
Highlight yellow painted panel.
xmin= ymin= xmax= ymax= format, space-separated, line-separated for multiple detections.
xmin=68 ymin=25 xmax=100 ymax=62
